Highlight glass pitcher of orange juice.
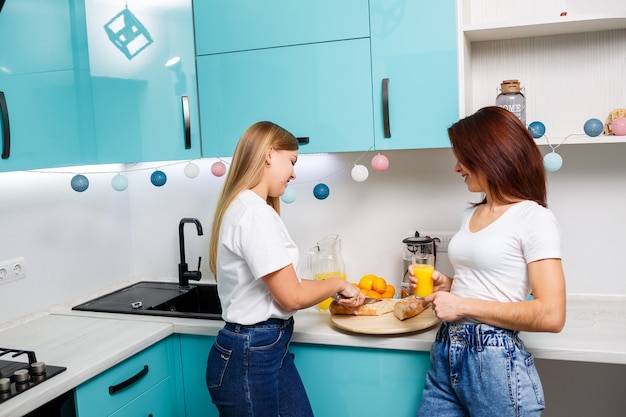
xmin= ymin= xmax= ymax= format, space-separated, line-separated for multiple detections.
xmin=307 ymin=234 xmax=347 ymax=311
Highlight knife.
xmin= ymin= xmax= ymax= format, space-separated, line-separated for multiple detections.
xmin=334 ymin=294 xmax=381 ymax=304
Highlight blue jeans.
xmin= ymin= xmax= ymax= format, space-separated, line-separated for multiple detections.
xmin=206 ymin=317 xmax=314 ymax=417
xmin=417 ymin=322 xmax=545 ymax=417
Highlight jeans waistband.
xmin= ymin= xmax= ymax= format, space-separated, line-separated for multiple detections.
xmin=224 ymin=317 xmax=293 ymax=333
xmin=436 ymin=322 xmax=520 ymax=348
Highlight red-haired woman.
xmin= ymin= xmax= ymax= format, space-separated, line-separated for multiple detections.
xmin=412 ymin=106 xmax=566 ymax=417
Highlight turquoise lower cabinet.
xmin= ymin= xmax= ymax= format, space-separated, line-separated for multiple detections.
xmin=370 ymin=0 xmax=458 ymax=150
xmin=74 ymin=337 xmax=184 ymax=417
xmin=178 ymin=334 xmax=219 ymax=417
xmin=197 ymin=38 xmax=374 ymax=156
xmin=291 ymin=343 xmax=431 ymax=416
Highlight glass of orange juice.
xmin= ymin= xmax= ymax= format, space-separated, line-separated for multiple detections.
xmin=412 ymin=254 xmax=435 ymax=297
xmin=315 ymin=272 xmax=347 ymax=311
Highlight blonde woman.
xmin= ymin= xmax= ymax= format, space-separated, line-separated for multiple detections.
xmin=206 ymin=121 xmax=363 ymax=417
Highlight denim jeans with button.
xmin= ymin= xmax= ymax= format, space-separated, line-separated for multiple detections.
xmin=417 ymin=322 xmax=545 ymax=417
xmin=206 ymin=317 xmax=314 ymax=417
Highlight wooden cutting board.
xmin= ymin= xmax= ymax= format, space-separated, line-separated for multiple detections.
xmin=330 ymin=305 xmax=440 ymax=335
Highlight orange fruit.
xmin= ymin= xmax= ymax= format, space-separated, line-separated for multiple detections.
xmin=358 ymin=274 xmax=377 ymax=291
xmin=382 ymin=284 xmax=395 ymax=299
xmin=372 ymin=277 xmax=387 ymax=294
xmin=366 ymin=290 xmax=382 ymax=299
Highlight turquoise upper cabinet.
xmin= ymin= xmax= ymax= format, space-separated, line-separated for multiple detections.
xmin=84 ymin=0 xmax=200 ymax=163
xmin=194 ymin=0 xmax=370 ymax=54
xmin=197 ymin=39 xmax=374 ymax=156
xmin=194 ymin=0 xmax=375 ymax=157
xmin=370 ymin=0 xmax=458 ymax=149
xmin=0 ymin=0 xmax=96 ymax=172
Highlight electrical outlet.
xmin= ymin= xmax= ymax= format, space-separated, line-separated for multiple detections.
xmin=0 ymin=257 xmax=26 ymax=285
xmin=419 ymin=231 xmax=456 ymax=253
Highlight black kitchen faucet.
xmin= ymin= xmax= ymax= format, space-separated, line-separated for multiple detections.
xmin=178 ymin=217 xmax=203 ymax=287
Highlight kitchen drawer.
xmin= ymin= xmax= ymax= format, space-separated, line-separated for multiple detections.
xmin=74 ymin=338 xmax=178 ymax=416
xmin=109 ymin=377 xmax=178 ymax=417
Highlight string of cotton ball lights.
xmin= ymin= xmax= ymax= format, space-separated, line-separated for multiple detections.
xmin=527 ymin=115 xmax=625 ymax=172
xmin=280 ymin=147 xmax=391 ymax=204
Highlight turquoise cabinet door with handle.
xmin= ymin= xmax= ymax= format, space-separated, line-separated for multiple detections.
xmin=84 ymin=0 xmax=201 ymax=164
xmin=0 ymin=0 xmax=96 ymax=172
xmin=194 ymin=0 xmax=370 ymax=55
xmin=74 ymin=337 xmax=184 ymax=416
xmin=370 ymin=0 xmax=458 ymax=150
xmin=197 ymin=39 xmax=374 ymax=157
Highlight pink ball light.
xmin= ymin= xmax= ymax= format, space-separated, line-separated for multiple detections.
xmin=371 ymin=154 xmax=389 ymax=172
xmin=211 ymin=161 xmax=227 ymax=177
xmin=612 ymin=117 xmax=626 ymax=136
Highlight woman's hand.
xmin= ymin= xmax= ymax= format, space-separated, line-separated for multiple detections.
xmin=407 ymin=268 xmax=452 ymax=294
xmin=336 ymin=284 xmax=365 ymax=307
xmin=431 ymin=270 xmax=452 ymax=293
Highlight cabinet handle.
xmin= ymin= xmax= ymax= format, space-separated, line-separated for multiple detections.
xmin=182 ymin=96 xmax=191 ymax=149
xmin=382 ymin=78 xmax=391 ymax=138
xmin=296 ymin=137 xmax=309 ymax=145
xmin=0 ymin=91 xmax=10 ymax=159
xmin=108 ymin=365 xmax=149 ymax=395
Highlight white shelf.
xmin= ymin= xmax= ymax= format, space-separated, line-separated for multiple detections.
xmin=457 ymin=0 xmax=626 ymax=145
xmin=534 ymin=135 xmax=626 ymax=146
xmin=464 ymin=13 xmax=626 ymax=42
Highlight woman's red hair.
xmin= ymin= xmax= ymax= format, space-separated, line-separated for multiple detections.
xmin=448 ymin=106 xmax=547 ymax=208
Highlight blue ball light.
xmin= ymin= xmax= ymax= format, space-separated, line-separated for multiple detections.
xmin=281 ymin=187 xmax=296 ymax=204
xmin=150 ymin=170 xmax=167 ymax=187
xmin=543 ymin=152 xmax=563 ymax=172
xmin=71 ymin=174 xmax=89 ymax=192
xmin=313 ymin=183 xmax=330 ymax=200
xmin=111 ymin=174 xmax=128 ymax=191
xmin=528 ymin=121 xmax=546 ymax=139
xmin=583 ymin=118 xmax=603 ymax=137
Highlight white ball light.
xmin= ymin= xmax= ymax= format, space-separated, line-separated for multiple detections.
xmin=184 ymin=162 xmax=200 ymax=178
xmin=351 ymin=164 xmax=369 ymax=182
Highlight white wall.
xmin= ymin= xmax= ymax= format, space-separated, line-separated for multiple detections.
xmin=1 ymin=144 xmax=625 ymax=328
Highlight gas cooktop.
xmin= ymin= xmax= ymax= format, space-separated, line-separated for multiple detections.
xmin=0 ymin=348 xmax=66 ymax=404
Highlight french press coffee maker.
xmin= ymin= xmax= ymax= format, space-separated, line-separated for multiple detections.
xmin=400 ymin=232 xmax=436 ymax=298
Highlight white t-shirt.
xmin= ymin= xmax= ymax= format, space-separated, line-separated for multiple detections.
xmin=217 ymin=190 xmax=299 ymax=324
xmin=448 ymin=200 xmax=561 ymax=305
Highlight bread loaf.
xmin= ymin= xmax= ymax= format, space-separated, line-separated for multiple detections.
xmin=329 ymin=298 xmax=398 ymax=316
xmin=393 ymin=296 xmax=428 ymax=321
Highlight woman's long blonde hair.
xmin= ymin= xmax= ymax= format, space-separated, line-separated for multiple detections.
xmin=209 ymin=121 xmax=299 ymax=278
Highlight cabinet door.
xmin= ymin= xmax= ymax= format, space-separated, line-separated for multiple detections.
xmin=194 ymin=0 xmax=370 ymax=55
xmin=179 ymin=335 xmax=219 ymax=417
xmin=291 ymin=343 xmax=431 ymax=416
xmin=370 ymin=0 xmax=459 ymax=150
xmin=84 ymin=0 xmax=201 ymax=164
xmin=0 ymin=0 xmax=96 ymax=172
xmin=75 ymin=337 xmax=182 ymax=416
xmin=198 ymin=39 xmax=374 ymax=156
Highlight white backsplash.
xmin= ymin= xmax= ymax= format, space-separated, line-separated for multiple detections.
xmin=1 ymin=144 xmax=625 ymax=327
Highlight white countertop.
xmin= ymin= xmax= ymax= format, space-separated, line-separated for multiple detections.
xmin=0 ymin=280 xmax=624 ymax=416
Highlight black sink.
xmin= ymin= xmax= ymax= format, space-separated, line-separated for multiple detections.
xmin=72 ymin=281 xmax=222 ymax=320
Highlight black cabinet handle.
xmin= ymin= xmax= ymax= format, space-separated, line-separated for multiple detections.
xmin=0 ymin=91 xmax=10 ymax=159
xmin=108 ymin=365 xmax=149 ymax=395
xmin=296 ymin=137 xmax=309 ymax=145
xmin=382 ymin=78 xmax=391 ymax=138
xmin=182 ymin=96 xmax=191 ymax=149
